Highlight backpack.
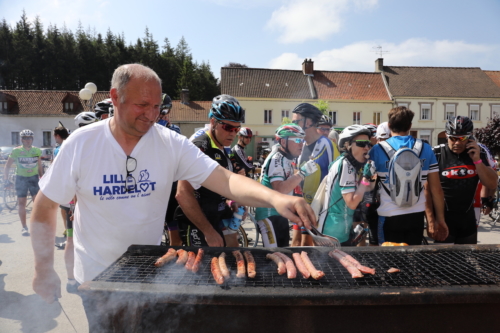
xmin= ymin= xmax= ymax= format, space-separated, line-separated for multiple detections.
xmin=379 ymin=139 xmax=424 ymax=207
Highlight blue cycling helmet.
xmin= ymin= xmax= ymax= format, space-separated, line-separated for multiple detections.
xmin=208 ymin=94 xmax=245 ymax=123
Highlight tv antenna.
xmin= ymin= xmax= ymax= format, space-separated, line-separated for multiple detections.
xmin=373 ymin=45 xmax=389 ymax=58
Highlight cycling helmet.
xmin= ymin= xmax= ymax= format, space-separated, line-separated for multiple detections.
xmin=292 ymin=103 xmax=323 ymax=124
xmin=239 ymin=127 xmax=253 ymax=137
xmin=318 ymin=115 xmax=333 ymax=127
xmin=160 ymin=93 xmax=172 ymax=115
xmin=74 ymin=112 xmax=98 ymax=127
xmin=275 ymin=123 xmax=306 ymax=140
xmin=364 ymin=123 xmax=377 ymax=138
xmin=209 ymin=94 xmax=245 ymax=122
xmin=338 ymin=125 xmax=372 ymax=150
xmin=94 ymin=98 xmax=113 ymax=119
xmin=20 ymin=129 xmax=34 ymax=137
xmin=446 ymin=116 xmax=473 ymax=135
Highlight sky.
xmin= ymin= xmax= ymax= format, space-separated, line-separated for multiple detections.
xmin=1 ymin=0 xmax=499 ymax=80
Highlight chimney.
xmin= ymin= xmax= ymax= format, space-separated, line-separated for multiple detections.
xmin=181 ymin=89 xmax=189 ymax=105
xmin=375 ymin=58 xmax=384 ymax=72
xmin=302 ymin=59 xmax=314 ymax=76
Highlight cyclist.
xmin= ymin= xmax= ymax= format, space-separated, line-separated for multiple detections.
xmin=255 ymin=124 xmax=306 ymax=247
xmin=157 ymin=93 xmax=181 ymax=134
xmin=318 ymin=115 xmax=340 ymax=160
xmin=231 ymin=127 xmax=256 ymax=177
xmin=432 ymin=116 xmax=497 ymax=244
xmin=175 ymin=94 xmax=245 ymax=247
xmin=3 ymin=129 xmax=43 ymax=236
xmin=74 ymin=111 xmax=98 ymax=128
xmin=364 ymin=123 xmax=378 ymax=146
xmin=291 ymin=103 xmax=336 ymax=246
xmin=375 ymin=122 xmax=390 ymax=142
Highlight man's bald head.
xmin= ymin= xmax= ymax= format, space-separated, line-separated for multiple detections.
xmin=111 ymin=64 xmax=162 ymax=103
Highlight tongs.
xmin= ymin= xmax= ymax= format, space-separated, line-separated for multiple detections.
xmin=305 ymin=225 xmax=341 ymax=248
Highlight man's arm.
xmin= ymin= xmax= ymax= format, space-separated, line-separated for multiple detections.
xmin=202 ymin=166 xmax=315 ymax=228
xmin=37 ymin=156 xmax=44 ymax=178
xmin=425 ymin=172 xmax=448 ymax=241
xmin=175 ymin=180 xmax=224 ymax=247
xmin=468 ymin=141 xmax=497 ymax=190
xmin=30 ymin=191 xmax=62 ymax=303
xmin=3 ymin=157 xmax=14 ymax=181
xmin=270 ymin=173 xmax=303 ymax=195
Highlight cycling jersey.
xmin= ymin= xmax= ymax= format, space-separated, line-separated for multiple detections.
xmin=433 ymin=143 xmax=490 ymax=213
xmin=231 ymin=144 xmax=255 ymax=176
xmin=298 ymin=136 xmax=335 ymax=204
xmin=9 ymin=146 xmax=42 ymax=177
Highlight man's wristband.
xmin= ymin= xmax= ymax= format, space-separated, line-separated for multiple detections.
xmin=296 ymin=173 xmax=305 ymax=181
xmin=473 ymin=160 xmax=482 ymax=165
xmin=360 ymin=180 xmax=370 ymax=186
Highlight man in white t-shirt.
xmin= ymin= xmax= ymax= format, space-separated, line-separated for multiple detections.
xmin=30 ymin=64 xmax=315 ymax=316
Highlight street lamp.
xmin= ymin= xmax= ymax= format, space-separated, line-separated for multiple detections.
xmin=79 ymin=82 xmax=97 ymax=111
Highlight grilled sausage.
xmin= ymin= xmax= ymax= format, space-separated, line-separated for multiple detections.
xmin=292 ymin=253 xmax=311 ymax=279
xmin=176 ymin=249 xmax=189 ymax=265
xmin=192 ymin=248 xmax=204 ymax=273
xmin=211 ymin=257 xmax=225 ymax=285
xmin=300 ymin=251 xmax=325 ymax=280
xmin=266 ymin=253 xmax=286 ymax=275
xmin=232 ymin=250 xmax=246 ymax=278
xmin=334 ymin=249 xmax=375 ymax=275
xmin=185 ymin=251 xmax=196 ymax=271
xmin=243 ymin=251 xmax=256 ymax=278
xmin=273 ymin=252 xmax=297 ymax=279
xmin=219 ymin=252 xmax=230 ymax=279
xmin=329 ymin=251 xmax=363 ymax=278
xmin=387 ymin=267 xmax=400 ymax=273
xmin=154 ymin=248 xmax=177 ymax=267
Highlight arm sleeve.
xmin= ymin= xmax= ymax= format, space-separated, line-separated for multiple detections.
xmin=339 ymin=160 xmax=356 ymax=194
xmin=267 ymin=155 xmax=286 ymax=183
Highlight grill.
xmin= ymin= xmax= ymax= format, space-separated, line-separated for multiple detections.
xmin=80 ymin=245 xmax=500 ymax=333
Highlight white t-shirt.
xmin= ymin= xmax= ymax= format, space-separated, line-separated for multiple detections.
xmin=39 ymin=119 xmax=219 ymax=283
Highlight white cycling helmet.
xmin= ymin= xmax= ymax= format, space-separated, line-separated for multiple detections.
xmin=20 ymin=129 xmax=34 ymax=137
xmin=339 ymin=125 xmax=372 ymax=151
xmin=74 ymin=112 xmax=98 ymax=127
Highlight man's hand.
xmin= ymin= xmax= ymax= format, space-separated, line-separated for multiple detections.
xmin=33 ymin=267 xmax=61 ymax=304
xmin=466 ymin=140 xmax=480 ymax=162
xmin=431 ymin=219 xmax=449 ymax=241
xmin=273 ymin=195 xmax=315 ymax=229
xmin=204 ymin=229 xmax=224 ymax=247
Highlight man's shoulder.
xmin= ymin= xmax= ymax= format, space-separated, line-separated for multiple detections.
xmin=190 ymin=131 xmax=210 ymax=149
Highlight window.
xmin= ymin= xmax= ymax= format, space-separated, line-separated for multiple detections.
xmin=43 ymin=131 xmax=51 ymax=147
xmin=329 ymin=111 xmax=337 ymax=125
xmin=397 ymin=103 xmax=409 ymax=108
xmin=373 ymin=112 xmax=381 ymax=125
xmin=492 ymin=105 xmax=500 ymax=118
xmin=264 ymin=110 xmax=272 ymax=124
xmin=0 ymin=102 xmax=7 ymax=111
xmin=445 ymin=104 xmax=456 ymax=120
xmin=353 ymin=112 xmax=361 ymax=125
xmin=420 ymin=104 xmax=431 ymax=120
xmin=64 ymin=102 xmax=74 ymax=112
xmin=420 ymin=130 xmax=431 ymax=145
xmin=281 ymin=110 xmax=289 ymax=120
xmin=469 ymin=104 xmax=480 ymax=121
xmin=11 ymin=132 xmax=20 ymax=145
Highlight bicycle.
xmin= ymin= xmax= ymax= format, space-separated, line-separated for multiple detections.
xmin=488 ymin=178 xmax=500 ymax=225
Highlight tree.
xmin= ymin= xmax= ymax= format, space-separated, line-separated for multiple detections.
xmin=224 ymin=62 xmax=248 ymax=68
xmin=282 ymin=117 xmax=292 ymax=125
xmin=474 ymin=116 xmax=500 ymax=157
xmin=313 ymin=100 xmax=330 ymax=115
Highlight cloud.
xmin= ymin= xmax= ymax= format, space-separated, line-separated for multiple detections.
xmin=268 ymin=39 xmax=500 ymax=71
xmin=266 ymin=0 xmax=378 ymax=43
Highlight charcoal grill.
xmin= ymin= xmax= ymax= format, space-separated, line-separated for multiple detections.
xmin=80 ymin=244 xmax=500 ymax=333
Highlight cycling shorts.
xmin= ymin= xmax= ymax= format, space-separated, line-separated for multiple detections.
xmin=365 ymin=211 xmax=379 ymax=245
xmin=435 ymin=209 xmax=477 ymax=244
xmin=59 ymin=205 xmax=73 ymax=237
xmin=378 ymin=212 xmax=425 ymax=246
xmin=15 ymin=175 xmax=39 ymax=198
xmin=257 ymin=216 xmax=290 ymax=248
xmin=176 ymin=205 xmax=230 ymax=247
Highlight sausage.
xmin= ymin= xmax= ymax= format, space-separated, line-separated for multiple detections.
xmin=334 ymin=249 xmax=375 ymax=275
xmin=292 ymin=253 xmax=311 ymax=279
xmin=243 ymin=251 xmax=256 ymax=278
xmin=232 ymin=250 xmax=246 ymax=278
xmin=191 ymin=248 xmax=205 ymax=273
xmin=266 ymin=253 xmax=286 ymax=275
xmin=219 ymin=252 xmax=230 ymax=278
xmin=176 ymin=249 xmax=189 ymax=265
xmin=154 ymin=248 xmax=177 ymax=267
xmin=329 ymin=251 xmax=363 ymax=278
xmin=387 ymin=267 xmax=400 ymax=273
xmin=185 ymin=251 xmax=196 ymax=271
xmin=300 ymin=251 xmax=325 ymax=280
xmin=211 ymin=257 xmax=225 ymax=285
xmin=273 ymin=252 xmax=297 ymax=279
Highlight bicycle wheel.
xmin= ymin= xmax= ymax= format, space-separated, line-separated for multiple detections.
xmin=247 ymin=213 xmax=260 ymax=247
xmin=237 ymin=225 xmax=249 ymax=247
xmin=3 ymin=186 xmax=18 ymax=210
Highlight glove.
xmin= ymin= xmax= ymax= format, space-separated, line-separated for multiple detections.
xmin=299 ymin=160 xmax=319 ymax=178
xmin=362 ymin=160 xmax=376 ymax=180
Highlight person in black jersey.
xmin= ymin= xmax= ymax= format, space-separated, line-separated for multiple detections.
xmin=231 ymin=127 xmax=255 ymax=177
xmin=432 ymin=116 xmax=497 ymax=244
xmin=175 ymin=95 xmax=245 ymax=247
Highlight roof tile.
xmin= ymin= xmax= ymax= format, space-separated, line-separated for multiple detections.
xmin=484 ymin=71 xmax=500 ymax=89
xmin=313 ymin=71 xmax=390 ymax=100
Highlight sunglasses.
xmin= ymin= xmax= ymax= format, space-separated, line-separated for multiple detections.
xmin=354 ymin=140 xmax=372 ymax=148
xmin=447 ymin=135 xmax=469 ymax=142
xmin=288 ymin=138 xmax=305 ymax=144
xmin=316 ymin=127 xmax=330 ymax=132
xmin=125 ymin=156 xmax=137 ymax=193
xmin=21 ymin=137 xmax=33 ymax=140
xmin=292 ymin=118 xmax=305 ymax=125
xmin=216 ymin=120 xmax=241 ymax=133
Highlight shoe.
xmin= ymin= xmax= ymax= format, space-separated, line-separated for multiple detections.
xmin=66 ymin=280 xmax=80 ymax=294
xmin=21 ymin=227 xmax=29 ymax=236
xmin=55 ymin=241 xmax=66 ymax=249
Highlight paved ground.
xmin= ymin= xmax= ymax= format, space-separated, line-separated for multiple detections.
xmin=1 ymin=200 xmax=500 ymax=332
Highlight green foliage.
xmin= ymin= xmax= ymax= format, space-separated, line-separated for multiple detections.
xmin=0 ymin=12 xmax=220 ymax=100
xmin=313 ymin=100 xmax=329 ymax=115
xmin=281 ymin=117 xmax=292 ymax=125
xmin=474 ymin=116 xmax=500 ymax=157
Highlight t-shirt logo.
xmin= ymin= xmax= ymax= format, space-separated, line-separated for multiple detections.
xmin=441 ymin=165 xmax=477 ymax=179
xmin=95 ymin=169 xmax=157 ymax=200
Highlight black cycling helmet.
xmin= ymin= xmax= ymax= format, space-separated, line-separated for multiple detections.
xmin=209 ymin=94 xmax=245 ymax=122
xmin=446 ymin=116 xmax=473 ymax=135
xmin=160 ymin=93 xmax=172 ymax=115
xmin=94 ymin=98 xmax=113 ymax=119
xmin=292 ymin=103 xmax=323 ymax=124
xmin=318 ymin=115 xmax=332 ymax=127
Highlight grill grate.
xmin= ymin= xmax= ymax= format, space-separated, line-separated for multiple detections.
xmin=94 ymin=247 xmax=500 ymax=289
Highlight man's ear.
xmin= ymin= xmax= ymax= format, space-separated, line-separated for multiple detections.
xmin=110 ymin=88 xmax=119 ymax=106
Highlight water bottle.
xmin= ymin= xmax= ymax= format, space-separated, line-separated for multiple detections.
xmin=228 ymin=206 xmax=245 ymax=231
